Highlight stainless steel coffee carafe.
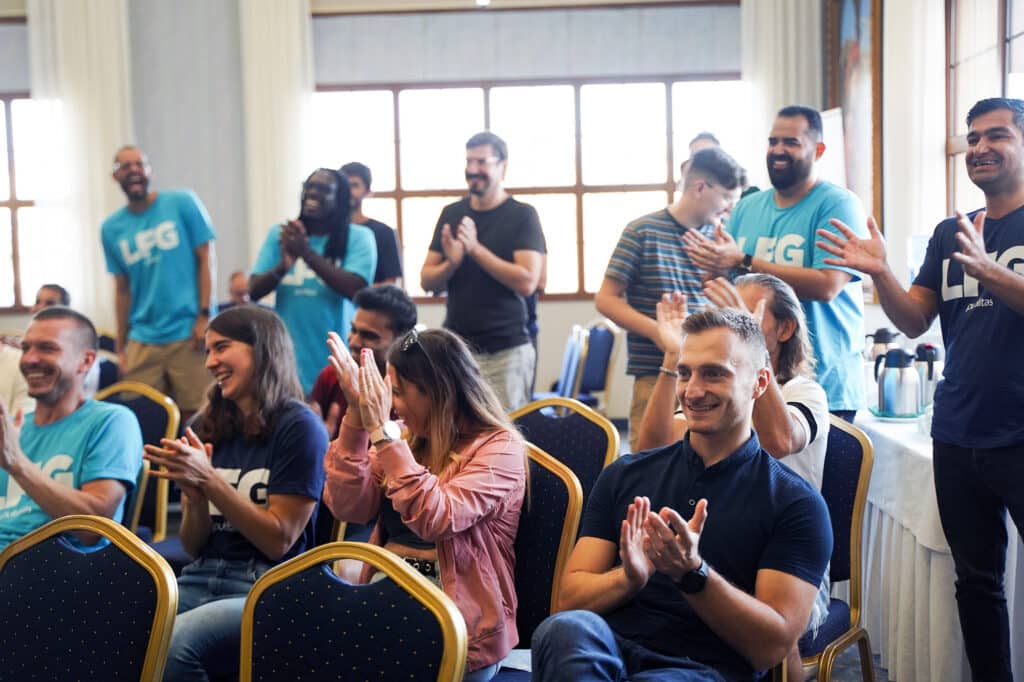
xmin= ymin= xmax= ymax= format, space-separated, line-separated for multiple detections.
xmin=914 ymin=343 xmax=944 ymax=407
xmin=874 ymin=348 xmax=922 ymax=417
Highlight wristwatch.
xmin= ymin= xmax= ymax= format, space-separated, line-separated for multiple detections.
xmin=676 ymin=559 xmax=709 ymax=594
xmin=736 ymin=253 xmax=754 ymax=274
xmin=198 ymin=307 xmax=211 ymax=317
xmin=370 ymin=420 xmax=402 ymax=448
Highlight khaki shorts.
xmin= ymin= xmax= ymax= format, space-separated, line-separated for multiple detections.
xmin=474 ymin=342 xmax=536 ymax=412
xmin=124 ymin=338 xmax=209 ymax=412
xmin=628 ymin=374 xmax=660 ymax=454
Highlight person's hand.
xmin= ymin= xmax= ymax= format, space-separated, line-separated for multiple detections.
xmin=0 ymin=401 xmax=24 ymax=475
xmin=143 ymin=428 xmax=217 ymax=490
xmin=642 ymin=499 xmax=708 ymax=583
xmin=440 ymin=223 xmax=466 ymax=268
xmin=703 ymin=277 xmax=766 ymax=325
xmin=280 ymin=219 xmax=310 ymax=260
xmin=190 ymin=315 xmax=207 ymax=352
xmin=816 ymin=216 xmax=888 ymax=277
xmin=682 ymin=224 xmax=744 ymax=273
xmin=620 ymin=496 xmax=656 ymax=591
xmin=951 ymin=211 xmax=994 ymax=280
xmin=357 ymin=349 xmax=392 ymax=435
xmin=455 ymin=216 xmax=480 ymax=257
xmin=327 ymin=332 xmax=361 ymax=407
xmin=655 ymin=292 xmax=688 ymax=356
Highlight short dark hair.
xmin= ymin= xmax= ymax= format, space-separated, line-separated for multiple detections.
xmin=31 ymin=306 xmax=98 ymax=351
xmin=682 ymin=308 xmax=768 ymax=370
xmin=39 ymin=284 xmax=70 ymax=306
xmin=353 ymin=285 xmax=418 ymax=336
xmin=967 ymin=97 xmax=1024 ymax=134
xmin=777 ymin=105 xmax=823 ymax=141
xmin=466 ymin=131 xmax=508 ymax=162
xmin=685 ymin=147 xmax=745 ymax=191
xmin=690 ymin=131 xmax=720 ymax=146
xmin=340 ymin=161 xmax=372 ymax=190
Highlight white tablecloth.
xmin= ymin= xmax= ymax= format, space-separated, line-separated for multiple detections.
xmin=851 ymin=413 xmax=1023 ymax=681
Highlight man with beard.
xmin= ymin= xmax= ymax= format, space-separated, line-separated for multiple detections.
xmin=597 ymin=147 xmax=743 ymax=452
xmin=0 ymin=307 xmax=142 ymax=550
xmin=818 ymin=97 xmax=1024 ymax=682
xmin=101 ymin=145 xmax=216 ymax=418
xmin=683 ymin=106 xmax=869 ymax=421
xmin=340 ymin=162 xmax=403 ymax=286
xmin=250 ymin=168 xmax=377 ymax=394
xmin=420 ymin=131 xmax=545 ymax=411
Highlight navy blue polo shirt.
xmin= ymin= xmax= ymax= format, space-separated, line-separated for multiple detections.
xmin=582 ymin=432 xmax=832 ymax=680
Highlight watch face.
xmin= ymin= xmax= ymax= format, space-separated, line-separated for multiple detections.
xmin=382 ymin=421 xmax=402 ymax=441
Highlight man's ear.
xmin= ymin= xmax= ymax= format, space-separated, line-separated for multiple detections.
xmin=79 ymin=348 xmax=97 ymax=375
xmin=752 ymin=364 xmax=771 ymax=400
xmin=814 ymin=141 xmax=826 ymax=161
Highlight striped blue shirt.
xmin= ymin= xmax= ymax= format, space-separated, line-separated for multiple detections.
xmin=604 ymin=208 xmax=712 ymax=376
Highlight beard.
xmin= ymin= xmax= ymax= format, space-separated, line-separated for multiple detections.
xmin=766 ymin=155 xmax=812 ymax=191
xmin=466 ymin=173 xmax=490 ymax=197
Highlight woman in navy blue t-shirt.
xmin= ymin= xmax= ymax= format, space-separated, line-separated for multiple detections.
xmin=144 ymin=306 xmax=327 ymax=680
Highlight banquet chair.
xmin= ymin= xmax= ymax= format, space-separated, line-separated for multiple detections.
xmin=532 ymin=325 xmax=587 ymax=401
xmin=96 ymin=381 xmax=181 ymax=542
xmin=511 ymin=397 xmax=618 ymax=513
xmin=240 ymin=541 xmax=467 ymax=682
xmin=575 ymin=318 xmax=621 ymax=413
xmin=492 ymin=443 xmax=583 ymax=680
xmin=798 ymin=415 xmax=876 ymax=681
xmin=0 ymin=514 xmax=178 ymax=681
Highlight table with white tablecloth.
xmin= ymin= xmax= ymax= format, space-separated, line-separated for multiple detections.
xmin=849 ymin=412 xmax=1023 ymax=681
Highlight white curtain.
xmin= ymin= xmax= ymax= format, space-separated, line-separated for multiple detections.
xmin=740 ymin=0 xmax=823 ymax=188
xmin=26 ymin=0 xmax=134 ymax=330
xmin=882 ymin=0 xmax=946 ymax=285
xmin=238 ymin=0 xmax=314 ymax=265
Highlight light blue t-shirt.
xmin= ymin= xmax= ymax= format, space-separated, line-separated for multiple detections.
xmin=727 ymin=181 xmax=868 ymax=411
xmin=0 ymin=400 xmax=143 ymax=550
xmin=101 ymin=189 xmax=216 ymax=344
xmin=252 ymin=223 xmax=376 ymax=394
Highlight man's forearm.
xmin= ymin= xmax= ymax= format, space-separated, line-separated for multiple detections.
xmin=975 ymin=260 xmax=1024 ymax=315
xmin=749 ymin=259 xmax=845 ymax=302
xmin=468 ymin=246 xmax=539 ymax=296
xmin=8 ymin=460 xmax=121 ymax=521
xmin=595 ymin=293 xmax=659 ymax=342
xmin=637 ymin=357 xmax=681 ymax=451
xmin=420 ymin=259 xmax=457 ymax=293
xmin=751 ymin=379 xmax=806 ymax=458
xmin=872 ymin=268 xmax=935 ymax=338
xmin=557 ymin=565 xmax=642 ymax=614
xmin=301 ymin=250 xmax=366 ymax=299
xmin=249 ymin=269 xmax=284 ymax=301
xmin=114 ymin=285 xmax=131 ymax=351
xmin=195 ymin=245 xmax=213 ymax=311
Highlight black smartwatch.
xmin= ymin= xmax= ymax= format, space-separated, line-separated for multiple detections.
xmin=676 ymin=559 xmax=709 ymax=594
xmin=198 ymin=307 xmax=211 ymax=317
xmin=737 ymin=253 xmax=753 ymax=273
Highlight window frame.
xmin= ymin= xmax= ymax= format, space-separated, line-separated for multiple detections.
xmin=0 ymin=92 xmax=32 ymax=313
xmin=316 ymin=72 xmax=741 ymax=302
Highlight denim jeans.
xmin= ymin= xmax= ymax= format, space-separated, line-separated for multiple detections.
xmin=933 ymin=440 xmax=1024 ymax=682
xmin=531 ymin=610 xmax=728 ymax=682
xmin=163 ymin=556 xmax=273 ymax=682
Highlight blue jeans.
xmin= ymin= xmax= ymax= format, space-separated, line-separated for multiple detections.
xmin=934 ymin=440 xmax=1024 ymax=682
xmin=163 ymin=557 xmax=273 ymax=682
xmin=531 ymin=610 xmax=727 ymax=681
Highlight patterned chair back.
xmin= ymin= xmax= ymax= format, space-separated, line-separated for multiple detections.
xmin=512 ymin=398 xmax=618 ymax=512
xmin=0 ymin=515 xmax=178 ymax=681
xmin=96 ymin=381 xmax=181 ymax=541
xmin=576 ymin=319 xmax=620 ymax=410
xmin=512 ymin=443 xmax=583 ymax=645
xmin=241 ymin=542 xmax=467 ymax=682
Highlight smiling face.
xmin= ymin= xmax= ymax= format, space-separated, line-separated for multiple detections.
xmin=112 ymin=147 xmax=151 ymax=202
xmin=965 ymin=108 xmax=1024 ymax=194
xmin=765 ymin=116 xmax=821 ymax=191
xmin=347 ymin=308 xmax=395 ymax=374
xmin=465 ymin=144 xmax=506 ymax=197
xmin=205 ymin=329 xmax=256 ymax=408
xmin=694 ymin=178 xmax=742 ymax=226
xmin=20 ymin=318 xmax=93 ymax=405
xmin=387 ymin=364 xmax=431 ymax=438
xmin=300 ymin=170 xmax=339 ymax=221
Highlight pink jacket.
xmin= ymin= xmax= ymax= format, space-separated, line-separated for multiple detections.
xmin=323 ymin=421 xmax=526 ymax=671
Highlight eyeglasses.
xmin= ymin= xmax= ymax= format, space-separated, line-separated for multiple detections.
xmin=113 ymin=160 xmax=148 ymax=173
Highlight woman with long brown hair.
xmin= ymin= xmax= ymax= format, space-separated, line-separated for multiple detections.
xmin=323 ymin=327 xmax=527 ymax=682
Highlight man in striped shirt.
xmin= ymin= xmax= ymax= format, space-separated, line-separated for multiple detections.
xmin=596 ymin=147 xmax=744 ymax=452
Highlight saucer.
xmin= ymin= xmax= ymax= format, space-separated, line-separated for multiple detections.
xmin=868 ymin=406 xmax=928 ymax=422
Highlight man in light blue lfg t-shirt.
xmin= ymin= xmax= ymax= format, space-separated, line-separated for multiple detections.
xmin=683 ymin=105 xmax=869 ymax=422
xmin=250 ymin=168 xmax=376 ymax=394
xmin=0 ymin=307 xmax=142 ymax=551
xmin=101 ymin=145 xmax=216 ymax=418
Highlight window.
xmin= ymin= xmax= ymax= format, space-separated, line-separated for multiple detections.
xmin=0 ymin=95 xmax=43 ymax=311
xmin=311 ymin=77 xmax=751 ymax=298
xmin=946 ymin=0 xmax=1024 ymax=212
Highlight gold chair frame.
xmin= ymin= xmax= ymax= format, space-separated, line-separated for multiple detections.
xmin=95 ymin=381 xmax=181 ymax=542
xmin=511 ymin=397 xmax=621 ymax=470
xmin=239 ymin=541 xmax=468 ymax=682
xmin=0 ymin=514 xmax=178 ymax=681
xmin=125 ymin=459 xmax=151 ymax=534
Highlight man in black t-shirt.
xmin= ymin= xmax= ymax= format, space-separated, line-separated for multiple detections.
xmin=340 ymin=161 xmax=403 ymax=285
xmin=420 ymin=132 xmax=546 ymax=410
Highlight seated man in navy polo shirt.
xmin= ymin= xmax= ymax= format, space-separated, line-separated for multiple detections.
xmin=532 ymin=308 xmax=832 ymax=681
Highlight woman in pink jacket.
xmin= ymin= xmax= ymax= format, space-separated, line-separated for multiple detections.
xmin=323 ymin=327 xmax=527 ymax=681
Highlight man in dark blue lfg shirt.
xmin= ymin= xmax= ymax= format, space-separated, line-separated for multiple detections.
xmin=531 ymin=308 xmax=832 ymax=681
xmin=819 ymin=96 xmax=1024 ymax=682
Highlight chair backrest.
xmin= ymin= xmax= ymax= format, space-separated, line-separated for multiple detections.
xmin=0 ymin=514 xmax=178 ymax=681
xmin=552 ymin=325 xmax=587 ymax=398
xmin=512 ymin=443 xmax=583 ymax=645
xmin=820 ymin=415 xmax=874 ymax=624
xmin=124 ymin=459 xmax=151 ymax=534
xmin=96 ymin=330 xmax=117 ymax=353
xmin=95 ymin=381 xmax=181 ymax=541
xmin=576 ymin=318 xmax=620 ymax=398
xmin=511 ymin=397 xmax=618 ymax=510
xmin=240 ymin=541 xmax=467 ymax=682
